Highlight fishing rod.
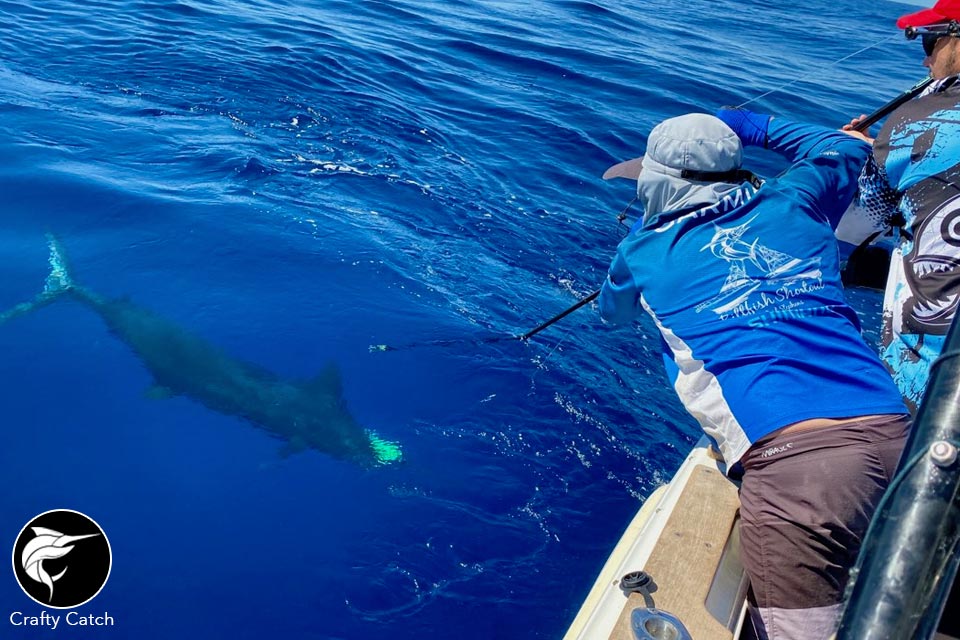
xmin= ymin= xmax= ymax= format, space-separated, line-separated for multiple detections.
xmin=849 ymin=76 xmax=934 ymax=132
xmin=369 ymin=289 xmax=600 ymax=352
xmin=370 ymin=79 xmax=931 ymax=354
xmin=728 ymin=75 xmax=935 ymax=144
xmin=517 ymin=289 xmax=600 ymax=340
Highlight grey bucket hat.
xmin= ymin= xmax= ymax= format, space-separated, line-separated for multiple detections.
xmin=603 ymin=113 xmax=743 ymax=181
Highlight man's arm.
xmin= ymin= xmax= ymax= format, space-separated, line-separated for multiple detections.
xmin=717 ymin=109 xmax=872 ymax=228
xmin=599 ymin=246 xmax=643 ymax=325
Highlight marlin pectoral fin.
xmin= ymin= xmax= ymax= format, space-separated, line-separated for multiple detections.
xmin=145 ymin=385 xmax=175 ymax=400
xmin=279 ymin=436 xmax=308 ymax=458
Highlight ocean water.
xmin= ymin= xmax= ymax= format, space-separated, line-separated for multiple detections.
xmin=0 ymin=0 xmax=919 ymax=638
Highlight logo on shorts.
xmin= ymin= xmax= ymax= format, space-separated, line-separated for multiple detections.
xmin=760 ymin=442 xmax=794 ymax=458
xmin=12 ymin=510 xmax=111 ymax=609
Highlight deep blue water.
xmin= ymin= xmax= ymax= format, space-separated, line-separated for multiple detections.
xmin=0 ymin=0 xmax=920 ymax=638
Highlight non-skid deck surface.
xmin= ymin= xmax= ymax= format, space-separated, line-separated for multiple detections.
xmin=610 ymin=464 xmax=741 ymax=640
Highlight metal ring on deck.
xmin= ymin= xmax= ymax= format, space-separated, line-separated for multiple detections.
xmin=630 ymin=607 xmax=693 ymax=640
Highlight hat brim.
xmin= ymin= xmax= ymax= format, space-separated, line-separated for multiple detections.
xmin=897 ymin=7 xmax=949 ymax=28
xmin=602 ymin=157 xmax=644 ymax=181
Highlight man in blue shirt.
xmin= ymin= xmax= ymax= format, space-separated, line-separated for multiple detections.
xmin=600 ymin=112 xmax=909 ymax=639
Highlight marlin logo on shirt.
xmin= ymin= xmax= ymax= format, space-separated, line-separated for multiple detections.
xmin=695 ymin=218 xmax=823 ymax=318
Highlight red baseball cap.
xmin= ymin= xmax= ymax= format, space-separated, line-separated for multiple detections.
xmin=897 ymin=0 xmax=960 ymax=28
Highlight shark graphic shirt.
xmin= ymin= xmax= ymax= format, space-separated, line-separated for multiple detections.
xmin=601 ymin=120 xmax=908 ymax=470
xmin=852 ymin=76 xmax=960 ymax=412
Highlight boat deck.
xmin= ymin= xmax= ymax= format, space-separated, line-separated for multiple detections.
xmin=564 ymin=438 xmax=748 ymax=640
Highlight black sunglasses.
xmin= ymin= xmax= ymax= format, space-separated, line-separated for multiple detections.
xmin=922 ymin=32 xmax=944 ymax=56
xmin=905 ymin=21 xmax=960 ymax=56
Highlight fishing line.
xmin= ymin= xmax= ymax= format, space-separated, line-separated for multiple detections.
xmin=370 ymin=192 xmax=628 ymax=353
xmin=527 ymin=321 xmax=579 ymax=387
xmin=616 ymin=196 xmax=640 ymax=232
xmin=736 ymin=33 xmax=901 ymax=109
xmin=370 ymin=289 xmax=601 ymax=352
xmin=373 ymin=35 xmax=917 ymax=355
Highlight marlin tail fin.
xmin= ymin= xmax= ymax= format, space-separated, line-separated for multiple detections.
xmin=0 ymin=233 xmax=76 ymax=326
xmin=43 ymin=233 xmax=74 ymax=295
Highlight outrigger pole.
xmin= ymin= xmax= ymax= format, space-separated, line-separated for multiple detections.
xmin=835 ymin=314 xmax=960 ymax=639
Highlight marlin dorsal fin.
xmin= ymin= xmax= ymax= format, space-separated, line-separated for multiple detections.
xmin=305 ymin=364 xmax=343 ymax=394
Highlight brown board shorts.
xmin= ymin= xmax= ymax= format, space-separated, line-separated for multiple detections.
xmin=737 ymin=414 xmax=910 ymax=639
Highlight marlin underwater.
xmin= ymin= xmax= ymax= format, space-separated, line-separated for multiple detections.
xmin=2 ymin=234 xmax=402 ymax=467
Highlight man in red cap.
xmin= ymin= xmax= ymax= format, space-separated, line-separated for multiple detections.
xmin=898 ymin=0 xmax=960 ymax=78
xmin=839 ymin=0 xmax=960 ymax=414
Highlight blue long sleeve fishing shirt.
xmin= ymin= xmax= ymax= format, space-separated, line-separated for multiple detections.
xmin=600 ymin=119 xmax=908 ymax=470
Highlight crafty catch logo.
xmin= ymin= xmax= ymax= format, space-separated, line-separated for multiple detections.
xmin=12 ymin=510 xmax=111 ymax=608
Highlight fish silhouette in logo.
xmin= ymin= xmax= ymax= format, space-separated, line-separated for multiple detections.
xmin=695 ymin=217 xmax=822 ymax=315
xmin=0 ymin=234 xmax=402 ymax=466
xmin=20 ymin=527 xmax=100 ymax=602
